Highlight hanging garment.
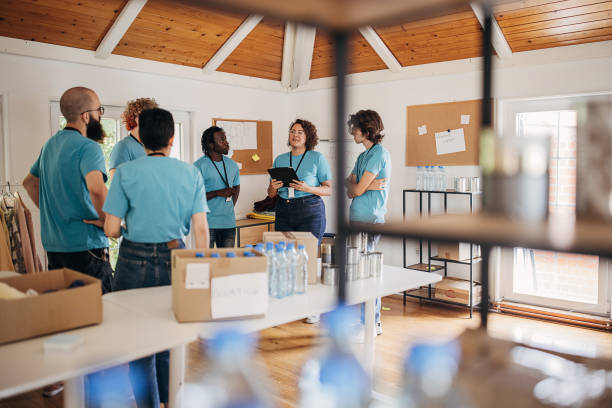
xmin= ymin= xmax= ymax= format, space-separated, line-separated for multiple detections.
xmin=14 ymin=196 xmax=36 ymax=274
xmin=0 ymin=209 xmax=15 ymax=272
xmin=0 ymin=207 xmax=10 ymax=244
xmin=16 ymin=193 xmax=43 ymax=272
xmin=1 ymin=196 xmax=26 ymax=274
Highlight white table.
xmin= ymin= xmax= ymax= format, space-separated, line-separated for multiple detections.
xmin=0 ymin=265 xmax=440 ymax=407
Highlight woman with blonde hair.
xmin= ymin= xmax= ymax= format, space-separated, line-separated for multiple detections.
xmin=109 ymin=97 xmax=159 ymax=178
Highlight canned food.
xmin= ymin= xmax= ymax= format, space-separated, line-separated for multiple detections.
xmin=367 ymin=252 xmax=384 ymax=278
xmin=322 ymin=265 xmax=338 ymax=286
xmin=321 ymin=243 xmax=333 ymax=264
xmin=347 ymin=246 xmax=360 ymax=265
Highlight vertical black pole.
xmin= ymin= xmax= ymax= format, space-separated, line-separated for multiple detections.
xmin=480 ymin=2 xmax=493 ymax=329
xmin=334 ymin=31 xmax=349 ymax=305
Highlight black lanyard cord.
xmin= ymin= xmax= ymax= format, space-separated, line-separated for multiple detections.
xmin=289 ymin=151 xmax=307 ymax=175
xmin=208 ymin=155 xmax=230 ymax=188
xmin=147 ymin=152 xmax=165 ymax=157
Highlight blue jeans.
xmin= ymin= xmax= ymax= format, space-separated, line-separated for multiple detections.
xmin=209 ymin=227 xmax=236 ymax=248
xmin=275 ymin=195 xmax=326 ymax=242
xmin=361 ymin=233 xmax=382 ymax=325
xmin=112 ymin=239 xmax=184 ymax=408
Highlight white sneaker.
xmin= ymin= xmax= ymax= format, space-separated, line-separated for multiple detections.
xmin=376 ymin=322 xmax=383 ymax=336
xmin=305 ymin=314 xmax=320 ymax=324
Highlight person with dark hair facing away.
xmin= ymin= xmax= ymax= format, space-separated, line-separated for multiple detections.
xmin=346 ymin=109 xmax=391 ymax=338
xmin=194 ymin=126 xmax=240 ymax=248
xmin=103 ymin=108 xmax=210 ymax=408
xmin=268 ymin=119 xmax=332 ymax=241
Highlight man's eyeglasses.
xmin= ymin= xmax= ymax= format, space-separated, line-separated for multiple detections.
xmin=81 ymin=106 xmax=105 ymax=116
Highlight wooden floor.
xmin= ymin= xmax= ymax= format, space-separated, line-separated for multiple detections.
xmin=2 ymin=296 xmax=611 ymax=407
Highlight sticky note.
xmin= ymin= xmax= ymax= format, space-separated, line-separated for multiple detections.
xmin=236 ymin=162 xmax=243 ymax=169
xmin=435 ymin=128 xmax=466 ymax=155
xmin=461 ymin=114 xmax=470 ymax=125
xmin=252 ymin=154 xmax=260 ymax=162
xmin=418 ymin=125 xmax=427 ymax=135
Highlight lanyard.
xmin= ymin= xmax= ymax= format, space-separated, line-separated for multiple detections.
xmin=130 ymin=133 xmax=143 ymax=146
xmin=208 ymin=155 xmax=230 ymax=188
xmin=289 ymin=151 xmax=307 ymax=175
xmin=357 ymin=144 xmax=377 ymax=177
xmin=147 ymin=152 xmax=165 ymax=157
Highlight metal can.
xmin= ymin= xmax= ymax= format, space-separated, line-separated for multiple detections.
xmin=322 ymin=265 xmax=338 ymax=286
xmin=347 ymin=246 xmax=360 ymax=265
xmin=358 ymin=252 xmax=367 ymax=279
xmin=471 ymin=177 xmax=480 ymax=193
xmin=367 ymin=252 xmax=384 ymax=278
xmin=346 ymin=264 xmax=357 ymax=281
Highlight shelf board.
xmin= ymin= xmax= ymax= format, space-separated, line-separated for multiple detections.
xmin=405 ymin=263 xmax=445 ymax=272
xmin=405 ymin=287 xmax=480 ymax=308
xmin=193 ymin=0 xmax=474 ymax=31
xmin=431 ymin=256 xmax=482 ymax=265
xmin=404 ymin=189 xmax=482 ymax=195
xmin=353 ymin=214 xmax=612 ymax=258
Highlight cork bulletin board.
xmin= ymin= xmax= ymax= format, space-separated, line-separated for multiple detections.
xmin=212 ymin=118 xmax=273 ymax=175
xmin=406 ymin=99 xmax=493 ymax=166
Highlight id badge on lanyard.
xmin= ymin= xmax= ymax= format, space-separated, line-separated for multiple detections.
xmin=226 ymin=196 xmax=232 ymax=202
xmin=288 ymin=187 xmax=295 ymax=198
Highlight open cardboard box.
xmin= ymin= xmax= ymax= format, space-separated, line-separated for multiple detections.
xmin=0 ymin=269 xmax=102 ymax=344
xmin=263 ymin=231 xmax=319 ymax=284
xmin=172 ymin=248 xmax=268 ymax=322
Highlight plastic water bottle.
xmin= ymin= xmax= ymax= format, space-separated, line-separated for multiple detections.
xmin=266 ymin=243 xmax=277 ymax=298
xmin=273 ymin=244 xmax=287 ymax=298
xmin=295 ymin=245 xmax=308 ymax=294
xmin=299 ymin=306 xmax=371 ymax=408
xmin=438 ymin=166 xmax=446 ymax=192
xmin=400 ymin=341 xmax=469 ymax=408
xmin=184 ymin=329 xmax=273 ymax=408
xmin=285 ymin=243 xmax=297 ymax=296
xmin=416 ymin=166 xmax=424 ymax=190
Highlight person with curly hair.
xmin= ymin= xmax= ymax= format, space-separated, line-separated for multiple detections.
xmin=346 ymin=109 xmax=391 ymax=336
xmin=268 ymin=119 xmax=332 ymax=241
xmin=109 ymin=97 xmax=159 ymax=178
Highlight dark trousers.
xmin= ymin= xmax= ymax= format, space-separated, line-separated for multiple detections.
xmin=112 ymin=239 xmax=184 ymax=408
xmin=209 ymin=227 xmax=236 ymax=248
xmin=47 ymin=248 xmax=113 ymax=294
xmin=274 ymin=195 xmax=326 ymax=242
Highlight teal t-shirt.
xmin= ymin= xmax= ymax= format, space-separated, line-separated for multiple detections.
xmin=103 ymin=156 xmax=209 ymax=243
xmin=349 ymin=143 xmax=391 ymax=223
xmin=272 ymin=151 xmax=331 ymax=199
xmin=109 ymin=134 xmax=145 ymax=170
xmin=193 ymin=155 xmax=240 ymax=229
xmin=30 ymin=128 xmax=108 ymax=252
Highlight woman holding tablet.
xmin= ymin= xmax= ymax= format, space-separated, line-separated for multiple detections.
xmin=268 ymin=119 xmax=332 ymax=241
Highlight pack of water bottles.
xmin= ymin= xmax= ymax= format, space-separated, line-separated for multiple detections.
xmin=416 ymin=165 xmax=447 ymax=191
xmin=255 ymin=241 xmax=309 ymax=299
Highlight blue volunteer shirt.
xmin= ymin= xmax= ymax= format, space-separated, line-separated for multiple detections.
xmin=30 ymin=128 xmax=108 ymax=252
xmin=103 ymin=156 xmax=209 ymax=243
xmin=272 ymin=151 xmax=332 ymax=199
xmin=193 ymin=155 xmax=240 ymax=229
xmin=109 ymin=134 xmax=145 ymax=170
xmin=349 ymin=143 xmax=392 ymax=224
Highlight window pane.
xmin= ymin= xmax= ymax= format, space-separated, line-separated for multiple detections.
xmin=170 ymin=123 xmax=182 ymax=160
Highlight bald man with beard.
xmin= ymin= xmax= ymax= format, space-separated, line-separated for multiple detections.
xmin=23 ymin=86 xmax=113 ymax=293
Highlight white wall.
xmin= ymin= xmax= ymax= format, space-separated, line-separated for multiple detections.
xmin=0 ymin=52 xmax=289 ymax=256
xmin=288 ymin=52 xmax=612 ymax=281
xmin=2 ymin=44 xmax=612 ymax=274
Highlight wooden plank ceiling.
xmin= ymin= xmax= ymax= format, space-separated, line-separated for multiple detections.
xmin=0 ymin=0 xmax=610 ymax=81
xmin=495 ymin=0 xmax=612 ymax=52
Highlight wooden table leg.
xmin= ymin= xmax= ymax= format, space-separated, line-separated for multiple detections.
xmin=169 ymin=344 xmax=186 ymax=408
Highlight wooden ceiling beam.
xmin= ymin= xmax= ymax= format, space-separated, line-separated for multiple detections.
xmin=281 ymin=22 xmax=297 ymax=88
xmin=358 ymin=26 xmax=402 ymax=72
xmin=202 ymin=14 xmax=263 ymax=74
xmin=470 ymin=2 xmax=513 ymax=57
xmin=95 ymin=0 xmax=148 ymax=59
xmin=290 ymin=24 xmax=316 ymax=89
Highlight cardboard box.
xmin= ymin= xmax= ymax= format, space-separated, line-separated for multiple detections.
xmin=0 ymin=269 xmax=102 ymax=344
xmin=172 ymin=248 xmax=268 ymax=322
xmin=263 ymin=231 xmax=319 ymax=284
xmin=436 ymin=242 xmax=480 ymax=261
xmin=434 ymin=277 xmax=481 ymax=305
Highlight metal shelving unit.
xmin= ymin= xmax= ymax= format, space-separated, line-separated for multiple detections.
xmin=402 ymin=189 xmax=481 ymax=317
